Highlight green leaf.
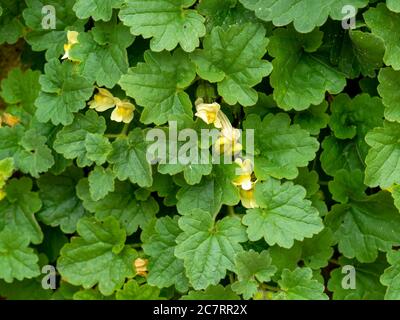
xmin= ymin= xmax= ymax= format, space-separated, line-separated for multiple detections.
xmin=119 ymin=0 xmax=205 ymax=52
xmin=392 ymin=185 xmax=400 ymax=211
xmin=23 ymin=0 xmax=86 ymax=60
xmin=77 ymin=179 xmax=158 ymax=235
xmin=0 ymin=125 xmax=25 ymax=159
xmin=0 ymin=178 xmax=43 ymax=244
xmin=85 ymin=133 xmax=112 ymax=166
xmin=197 ymin=0 xmax=256 ymax=32
xmin=232 ymin=250 xmax=277 ymax=299
xmin=293 ymin=101 xmax=330 ymax=135
xmin=321 ymin=23 xmax=385 ymax=79
xmin=88 ymin=166 xmax=115 ymax=201
xmin=0 ymin=276 xmax=53 ymax=300
xmin=381 ymin=250 xmax=400 ymax=299
xmin=0 ymin=228 xmax=40 ymax=283
xmin=142 ymin=216 xmax=189 ymax=293
xmin=73 ymin=0 xmax=124 ymax=21
xmin=293 ymin=167 xmax=320 ymax=198
xmin=273 ymin=267 xmax=328 ymax=300
xmin=23 ymin=0 xmax=86 ymax=61
xmin=53 ymin=110 xmax=107 ymax=168
xmin=268 ymin=27 xmax=346 ymax=111
xmin=73 ymin=288 xmax=106 ymax=300
xmin=0 ymin=0 xmax=25 ymax=44
xmin=239 ymin=0 xmax=368 ymax=33
xmin=328 ymin=256 xmax=387 ymax=300
xmin=328 ymin=169 xmax=366 ymax=204
xmin=364 ymin=121 xmax=400 ymax=188
xmin=176 ymin=164 xmax=240 ymax=215
xmin=243 ymin=114 xmax=320 ymax=180
xmin=326 ymin=191 xmax=400 ymax=263
xmin=243 ymin=179 xmax=323 ymax=248
xmin=37 ymin=167 xmax=86 ymax=233
xmin=191 ymin=23 xmax=272 ymax=106
xmin=387 ymin=0 xmax=400 ymax=12
xmin=181 ymin=284 xmax=240 ymax=300
xmin=116 ymin=279 xmax=162 ymax=300
xmin=320 ymin=136 xmax=364 ymax=177
xmin=0 ymin=68 xmax=41 ymax=114
xmin=156 ymin=117 xmax=213 ymax=185
xmin=175 ymin=209 xmax=247 ymax=290
xmin=119 ymin=49 xmax=196 ymax=125
xmin=35 ymin=59 xmax=94 ymax=125
xmin=14 ymin=129 xmax=55 ymax=178
xmin=300 ymin=228 xmax=334 ymax=269
xmin=108 ymin=128 xmax=153 ymax=187
xmin=0 ymin=158 xmax=14 ymax=190
xmin=364 ymin=3 xmax=400 ymax=71
xmin=378 ymin=67 xmax=400 ymax=122
xmin=57 ymin=216 xmax=137 ymax=296
xmin=329 ymin=93 xmax=384 ymax=141
xmin=69 ymin=20 xmax=134 ymax=88
xmin=0 ymin=126 xmax=54 ymax=178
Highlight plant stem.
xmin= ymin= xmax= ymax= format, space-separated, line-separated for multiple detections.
xmin=105 ymin=123 xmax=130 ymax=139
xmin=261 ymin=284 xmax=281 ymax=292
xmin=227 ymin=206 xmax=235 ymax=217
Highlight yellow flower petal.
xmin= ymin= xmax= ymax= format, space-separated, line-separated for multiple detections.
xmin=134 ymin=258 xmax=148 ymax=277
xmin=233 ymin=158 xmax=254 ymax=190
xmin=195 ymin=98 xmax=222 ymax=128
xmin=240 ymin=187 xmax=258 ymax=209
xmin=88 ymin=88 xmax=117 ymax=112
xmin=1 ymin=113 xmax=20 ymax=127
xmin=67 ymin=31 xmax=79 ymax=45
xmin=0 ymin=189 xmax=5 ymax=201
xmin=62 ymin=31 xmax=79 ymax=60
xmin=111 ymin=100 xmax=135 ymax=123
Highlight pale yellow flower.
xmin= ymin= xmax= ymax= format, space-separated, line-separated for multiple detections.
xmin=62 ymin=31 xmax=79 ymax=60
xmin=0 ymin=189 xmax=5 ymax=201
xmin=195 ymin=98 xmax=222 ymax=128
xmin=240 ymin=185 xmax=258 ymax=209
xmin=233 ymin=158 xmax=254 ymax=191
xmin=134 ymin=258 xmax=149 ymax=277
xmin=111 ymin=100 xmax=135 ymax=123
xmin=88 ymin=88 xmax=117 ymax=112
xmin=0 ymin=113 xmax=20 ymax=127
xmin=214 ymin=125 xmax=243 ymax=156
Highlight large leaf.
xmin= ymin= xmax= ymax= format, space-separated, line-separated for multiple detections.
xmin=57 ymin=216 xmax=137 ymax=296
xmin=268 ymin=27 xmax=346 ymax=111
xmin=142 ymin=216 xmax=189 ymax=292
xmin=119 ymin=49 xmax=196 ymax=125
xmin=243 ymin=114 xmax=319 ymax=180
xmin=119 ymin=0 xmax=205 ymax=52
xmin=175 ymin=209 xmax=247 ymax=290
xmin=240 ymin=0 xmax=368 ymax=33
xmin=243 ymin=178 xmax=323 ymax=248
xmin=191 ymin=23 xmax=272 ymax=106
xmin=35 ymin=59 xmax=94 ymax=125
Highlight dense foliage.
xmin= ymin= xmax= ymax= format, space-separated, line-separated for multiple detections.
xmin=0 ymin=0 xmax=400 ymax=300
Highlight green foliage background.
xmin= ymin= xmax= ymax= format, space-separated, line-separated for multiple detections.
xmin=0 ymin=0 xmax=400 ymax=300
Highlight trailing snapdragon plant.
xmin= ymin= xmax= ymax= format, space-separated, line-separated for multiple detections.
xmin=0 ymin=0 xmax=400 ymax=301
